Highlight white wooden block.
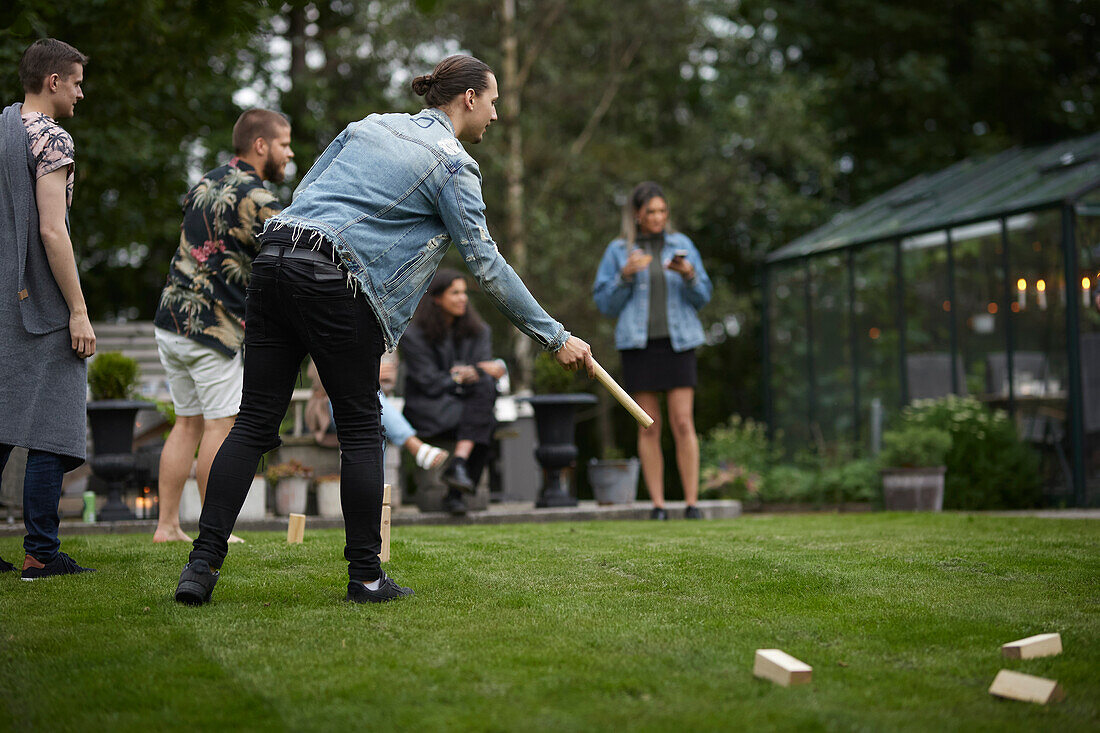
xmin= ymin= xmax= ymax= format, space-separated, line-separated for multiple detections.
xmin=1002 ymin=632 xmax=1062 ymax=660
xmin=754 ymin=649 xmax=812 ymax=687
xmin=989 ymin=670 xmax=1064 ymax=704
xmin=287 ymin=513 xmax=305 ymax=544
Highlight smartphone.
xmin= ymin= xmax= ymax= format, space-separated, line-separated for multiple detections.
xmin=671 ymin=249 xmax=688 ymax=261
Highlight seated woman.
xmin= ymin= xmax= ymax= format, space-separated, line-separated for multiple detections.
xmin=304 ymin=358 xmax=448 ymax=470
xmin=401 ymin=269 xmax=506 ymax=515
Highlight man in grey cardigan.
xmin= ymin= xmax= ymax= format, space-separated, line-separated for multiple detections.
xmin=0 ymin=39 xmax=96 ymax=579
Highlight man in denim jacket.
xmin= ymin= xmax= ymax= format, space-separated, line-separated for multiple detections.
xmin=175 ymin=55 xmax=593 ymax=606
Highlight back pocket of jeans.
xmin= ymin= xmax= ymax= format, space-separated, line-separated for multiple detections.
xmin=292 ymin=295 xmax=358 ymax=350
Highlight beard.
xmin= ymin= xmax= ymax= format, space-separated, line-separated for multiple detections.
xmin=263 ymin=157 xmax=285 ymax=183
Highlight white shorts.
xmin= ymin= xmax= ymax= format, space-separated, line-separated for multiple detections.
xmin=154 ymin=327 xmax=243 ymax=419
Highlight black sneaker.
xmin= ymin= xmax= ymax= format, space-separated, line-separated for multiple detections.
xmin=174 ymin=559 xmax=220 ymax=605
xmin=20 ymin=552 xmax=95 ymax=580
xmin=442 ymin=457 xmax=475 ymax=493
xmin=345 ymin=569 xmax=414 ymax=603
xmin=650 ymin=507 xmax=669 ymax=520
xmin=443 ymin=489 xmax=468 ymax=516
xmin=1 ymin=556 xmax=16 ymax=573
xmin=685 ymin=505 xmax=703 ymax=519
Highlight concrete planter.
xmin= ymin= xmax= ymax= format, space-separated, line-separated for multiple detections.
xmin=882 ymin=467 xmax=946 ymax=511
xmin=587 ymin=458 xmax=640 ymax=505
xmin=275 ymin=477 xmax=310 ymax=516
xmin=316 ymin=479 xmax=342 ymax=518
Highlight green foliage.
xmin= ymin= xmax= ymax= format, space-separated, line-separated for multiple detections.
xmin=879 ymin=425 xmax=952 ymax=469
xmin=699 ymin=415 xmax=771 ymax=499
xmin=701 ymin=417 xmax=879 ymax=504
xmin=899 ymin=396 xmax=1043 ymax=509
xmin=86 ymin=351 xmax=138 ymax=401
xmin=531 ymin=350 xmax=578 ymax=394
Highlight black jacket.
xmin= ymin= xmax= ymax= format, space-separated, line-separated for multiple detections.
xmin=401 ymin=322 xmax=492 ymax=437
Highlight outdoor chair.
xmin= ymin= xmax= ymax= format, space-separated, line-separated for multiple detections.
xmin=906 ymin=352 xmax=967 ymax=401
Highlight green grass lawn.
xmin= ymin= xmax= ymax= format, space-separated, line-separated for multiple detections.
xmin=1 ymin=514 xmax=1098 ymax=732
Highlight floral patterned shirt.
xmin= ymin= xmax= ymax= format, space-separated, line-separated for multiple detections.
xmin=153 ymin=158 xmax=282 ymax=356
xmin=22 ymin=112 xmax=75 ymax=207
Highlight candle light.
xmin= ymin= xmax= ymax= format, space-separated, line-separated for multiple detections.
xmin=1036 ymin=279 xmax=1047 ymax=310
xmin=1016 ymin=278 xmax=1026 ymax=309
xmin=1084 ymin=276 xmax=1092 ymax=307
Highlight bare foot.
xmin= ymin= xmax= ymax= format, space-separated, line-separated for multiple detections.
xmin=228 ymin=533 xmax=246 ymax=544
xmin=153 ymin=526 xmax=192 ymax=543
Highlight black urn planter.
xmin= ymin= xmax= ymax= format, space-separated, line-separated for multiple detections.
xmin=520 ymin=394 xmax=597 ymax=508
xmin=87 ymin=399 xmax=150 ymax=521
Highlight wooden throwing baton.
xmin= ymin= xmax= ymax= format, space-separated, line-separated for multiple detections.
xmin=590 ymin=357 xmax=654 ymax=429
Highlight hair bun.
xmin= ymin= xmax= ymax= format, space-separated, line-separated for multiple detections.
xmin=411 ymin=74 xmax=434 ymax=96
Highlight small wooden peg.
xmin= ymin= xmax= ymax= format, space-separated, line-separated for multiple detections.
xmin=379 ymin=484 xmax=392 ymax=562
xmin=287 ymin=513 xmax=305 ymax=544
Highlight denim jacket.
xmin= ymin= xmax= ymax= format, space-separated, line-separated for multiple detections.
xmin=264 ymin=108 xmax=569 ymax=352
xmin=592 ymin=232 xmax=712 ymax=352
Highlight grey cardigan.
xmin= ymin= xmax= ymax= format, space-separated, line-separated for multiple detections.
xmin=1 ymin=103 xmax=69 ymax=335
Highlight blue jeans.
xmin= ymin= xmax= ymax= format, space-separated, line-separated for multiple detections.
xmin=1 ymin=444 xmax=66 ymax=562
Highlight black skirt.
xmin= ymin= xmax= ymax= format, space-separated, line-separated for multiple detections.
xmin=620 ymin=338 xmax=697 ymax=393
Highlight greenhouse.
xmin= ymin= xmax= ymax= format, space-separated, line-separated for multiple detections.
xmin=763 ymin=132 xmax=1100 ymax=506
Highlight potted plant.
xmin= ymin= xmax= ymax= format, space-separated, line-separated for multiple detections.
xmin=86 ymin=352 xmax=150 ymax=521
xmin=519 ymin=352 xmax=596 ymax=508
xmin=878 ymin=425 xmax=952 ymax=511
xmin=587 ymin=446 xmax=639 ymax=505
xmin=314 ymin=473 xmax=341 ymax=518
xmin=265 ymin=459 xmax=313 ymax=515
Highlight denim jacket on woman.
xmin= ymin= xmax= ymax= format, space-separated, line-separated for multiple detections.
xmin=592 ymin=232 xmax=712 ymax=352
xmin=264 ymin=108 xmax=569 ymax=353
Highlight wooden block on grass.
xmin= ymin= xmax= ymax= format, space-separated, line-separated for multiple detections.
xmin=989 ymin=670 xmax=1064 ymax=704
xmin=1002 ymin=632 xmax=1062 ymax=660
xmin=287 ymin=513 xmax=305 ymax=544
xmin=754 ymin=649 xmax=812 ymax=687
xmin=379 ymin=484 xmax=392 ymax=562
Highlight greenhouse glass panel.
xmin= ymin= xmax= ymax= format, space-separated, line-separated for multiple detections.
xmin=1076 ymin=191 xmax=1100 ymax=501
xmin=810 ymin=255 xmax=853 ymax=443
xmin=901 ymin=234 xmax=955 ymax=399
xmin=1006 ymin=209 xmax=1072 ymax=501
xmin=951 ymin=220 xmax=1011 ymax=398
xmin=769 ymin=262 xmax=810 ymax=448
xmin=853 ymin=243 xmax=902 ymax=441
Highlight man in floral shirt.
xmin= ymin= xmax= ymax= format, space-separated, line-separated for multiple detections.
xmin=152 ymin=109 xmax=293 ymax=543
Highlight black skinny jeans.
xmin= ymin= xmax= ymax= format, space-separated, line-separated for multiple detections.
xmin=189 ymin=246 xmax=386 ymax=582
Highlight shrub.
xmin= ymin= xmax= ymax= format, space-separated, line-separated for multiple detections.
xmin=898 ymin=396 xmax=1043 ymax=509
xmin=699 ymin=415 xmax=772 ymax=499
xmin=87 ymin=352 xmax=139 ymax=401
xmin=878 ymin=425 xmax=952 ymax=468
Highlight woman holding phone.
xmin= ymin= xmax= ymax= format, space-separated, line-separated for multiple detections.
xmin=593 ymin=182 xmax=712 ymax=520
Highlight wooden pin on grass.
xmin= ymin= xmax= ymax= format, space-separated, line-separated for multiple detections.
xmin=753 ymin=649 xmax=812 ymax=687
xmin=287 ymin=513 xmax=305 ymax=544
xmin=379 ymin=484 xmax=392 ymax=562
xmin=989 ymin=670 xmax=1065 ymax=704
xmin=1001 ymin=632 xmax=1062 ymax=660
